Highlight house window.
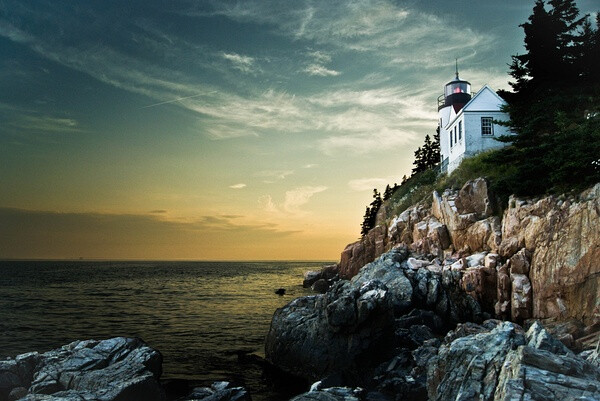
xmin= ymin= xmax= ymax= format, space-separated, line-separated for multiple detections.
xmin=481 ymin=117 xmax=493 ymax=135
xmin=450 ymin=129 xmax=453 ymax=147
xmin=454 ymin=126 xmax=457 ymax=143
xmin=458 ymin=121 xmax=462 ymax=140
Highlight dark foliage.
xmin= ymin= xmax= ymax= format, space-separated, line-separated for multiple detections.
xmin=360 ymin=189 xmax=383 ymax=237
xmin=412 ymin=129 xmax=441 ymax=175
xmin=494 ymin=0 xmax=600 ymax=196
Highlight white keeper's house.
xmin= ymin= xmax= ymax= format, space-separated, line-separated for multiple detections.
xmin=438 ymin=70 xmax=511 ymax=174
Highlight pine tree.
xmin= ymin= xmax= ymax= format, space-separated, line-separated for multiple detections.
xmin=383 ymin=184 xmax=393 ymax=201
xmin=360 ymin=189 xmax=384 ymax=237
xmin=493 ymin=0 xmax=600 ymax=195
xmin=412 ymin=133 xmax=441 ymax=175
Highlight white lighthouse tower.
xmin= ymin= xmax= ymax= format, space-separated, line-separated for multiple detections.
xmin=438 ymin=63 xmax=511 ymax=174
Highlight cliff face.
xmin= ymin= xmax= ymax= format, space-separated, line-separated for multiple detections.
xmin=338 ymin=179 xmax=600 ymax=325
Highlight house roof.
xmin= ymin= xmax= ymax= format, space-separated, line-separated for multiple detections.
xmin=444 ymin=85 xmax=507 ymax=129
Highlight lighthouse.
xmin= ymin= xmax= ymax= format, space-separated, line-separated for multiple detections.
xmin=437 ymin=64 xmax=511 ymax=174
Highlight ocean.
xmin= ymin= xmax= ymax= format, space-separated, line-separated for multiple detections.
xmin=0 ymin=260 xmax=328 ymax=400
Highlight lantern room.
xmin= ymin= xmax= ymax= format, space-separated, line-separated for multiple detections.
xmin=437 ymin=72 xmax=472 ymax=111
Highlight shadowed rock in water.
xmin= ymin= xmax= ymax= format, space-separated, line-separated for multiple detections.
xmin=0 ymin=337 xmax=165 ymax=401
xmin=265 ymin=247 xmax=482 ymax=385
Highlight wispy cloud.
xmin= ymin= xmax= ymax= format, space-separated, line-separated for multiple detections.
xmin=283 ymin=186 xmax=327 ymax=213
xmin=348 ymin=177 xmax=399 ymax=192
xmin=318 ymin=127 xmax=418 ymax=156
xmin=260 ymin=185 xmax=327 ymax=217
xmin=256 ymin=170 xmax=294 ymax=183
xmin=0 ymin=207 xmax=299 ymax=259
xmin=200 ymin=0 xmax=494 ymax=68
xmin=229 ymin=183 xmax=247 ymax=189
xmin=303 ymin=64 xmax=341 ymax=77
xmin=221 ymin=52 xmax=259 ymax=74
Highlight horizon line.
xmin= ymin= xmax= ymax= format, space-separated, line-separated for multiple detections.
xmin=0 ymin=258 xmax=337 ymax=263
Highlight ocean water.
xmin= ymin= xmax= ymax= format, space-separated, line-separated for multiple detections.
xmin=0 ymin=260 xmax=326 ymax=400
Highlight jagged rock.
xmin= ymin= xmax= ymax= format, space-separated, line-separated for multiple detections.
xmin=466 ymin=252 xmax=486 ymax=267
xmin=484 ymin=253 xmax=498 ymax=269
xmin=411 ymin=217 xmax=450 ymax=258
xmin=388 ymin=204 xmax=429 ymax=247
xmin=178 ymin=381 xmax=250 ymax=401
xmin=429 ymin=320 xmax=600 ymax=401
xmin=461 ymin=265 xmax=497 ymax=313
xmin=266 ymin=248 xmax=482 ymax=384
xmin=265 ymin=278 xmax=396 ymax=383
xmin=395 ymin=309 xmax=445 ymax=334
xmin=455 ymin=178 xmax=495 ymax=218
xmin=290 ymin=387 xmax=363 ymax=401
xmin=394 ymin=325 xmax=435 ymax=350
xmin=406 ymin=257 xmax=428 ymax=270
xmin=499 ymin=183 xmax=600 ymax=324
xmin=494 ymin=345 xmax=600 ymax=400
xmin=510 ymin=273 xmax=532 ymax=322
xmin=432 ymin=179 xmax=497 ymax=254
xmin=0 ymin=337 xmax=165 ymax=401
xmin=339 ymin=226 xmax=388 ymax=279
xmin=526 ymin=321 xmax=574 ymax=356
xmin=462 ymin=217 xmax=502 ymax=254
xmin=495 ymin=262 xmax=511 ymax=319
xmin=304 ymin=271 xmax=323 ymax=288
xmin=312 ymin=279 xmax=330 ymax=294
xmin=508 ymin=248 xmax=530 ymax=275
xmin=428 ymin=322 xmax=527 ymax=401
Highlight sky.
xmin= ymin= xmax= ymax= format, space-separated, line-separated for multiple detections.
xmin=1 ymin=0 xmax=597 ymax=261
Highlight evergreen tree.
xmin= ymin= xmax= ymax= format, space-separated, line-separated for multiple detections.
xmin=383 ymin=184 xmax=393 ymax=201
xmin=360 ymin=189 xmax=383 ymax=237
xmin=493 ymin=0 xmax=600 ymax=195
xmin=412 ymin=132 xmax=441 ymax=175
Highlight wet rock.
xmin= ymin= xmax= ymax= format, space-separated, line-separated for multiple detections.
xmin=304 ymin=271 xmax=323 ymax=288
xmin=311 ymin=279 xmax=330 ymax=294
xmin=429 ymin=320 xmax=600 ymax=401
xmin=290 ymin=387 xmax=363 ymax=401
xmin=495 ymin=344 xmax=600 ymax=401
xmin=178 ymin=381 xmax=250 ymax=401
xmin=0 ymin=337 xmax=165 ymax=401
xmin=526 ymin=321 xmax=573 ymax=356
xmin=428 ymin=322 xmax=527 ymax=401
xmin=266 ymin=248 xmax=483 ymax=384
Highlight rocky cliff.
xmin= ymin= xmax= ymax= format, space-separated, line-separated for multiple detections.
xmin=264 ymin=178 xmax=600 ymax=400
xmin=339 ymin=178 xmax=600 ymax=326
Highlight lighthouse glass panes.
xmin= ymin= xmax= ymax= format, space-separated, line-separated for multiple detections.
xmin=481 ymin=117 xmax=493 ymax=135
xmin=445 ymin=81 xmax=470 ymax=97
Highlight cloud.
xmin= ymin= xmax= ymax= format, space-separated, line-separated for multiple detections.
xmin=149 ymin=209 xmax=168 ymax=214
xmin=260 ymin=186 xmax=327 ymax=216
xmin=0 ymin=0 xmax=501 ymax=152
xmin=318 ymin=127 xmax=418 ymax=156
xmin=256 ymin=170 xmax=294 ymax=183
xmin=283 ymin=186 xmax=328 ymax=213
xmin=303 ymin=64 xmax=341 ymax=77
xmin=229 ymin=183 xmax=247 ymax=189
xmin=0 ymin=207 xmax=299 ymax=259
xmin=221 ymin=52 xmax=259 ymax=74
xmin=308 ymin=50 xmax=332 ymax=63
xmin=348 ymin=177 xmax=393 ymax=192
xmin=200 ymin=0 xmax=494 ymax=68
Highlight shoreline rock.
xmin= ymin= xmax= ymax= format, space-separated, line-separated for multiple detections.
xmin=0 ymin=337 xmax=165 ymax=401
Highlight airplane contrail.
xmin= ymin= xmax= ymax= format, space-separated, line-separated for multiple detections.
xmin=140 ymin=92 xmax=213 ymax=109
